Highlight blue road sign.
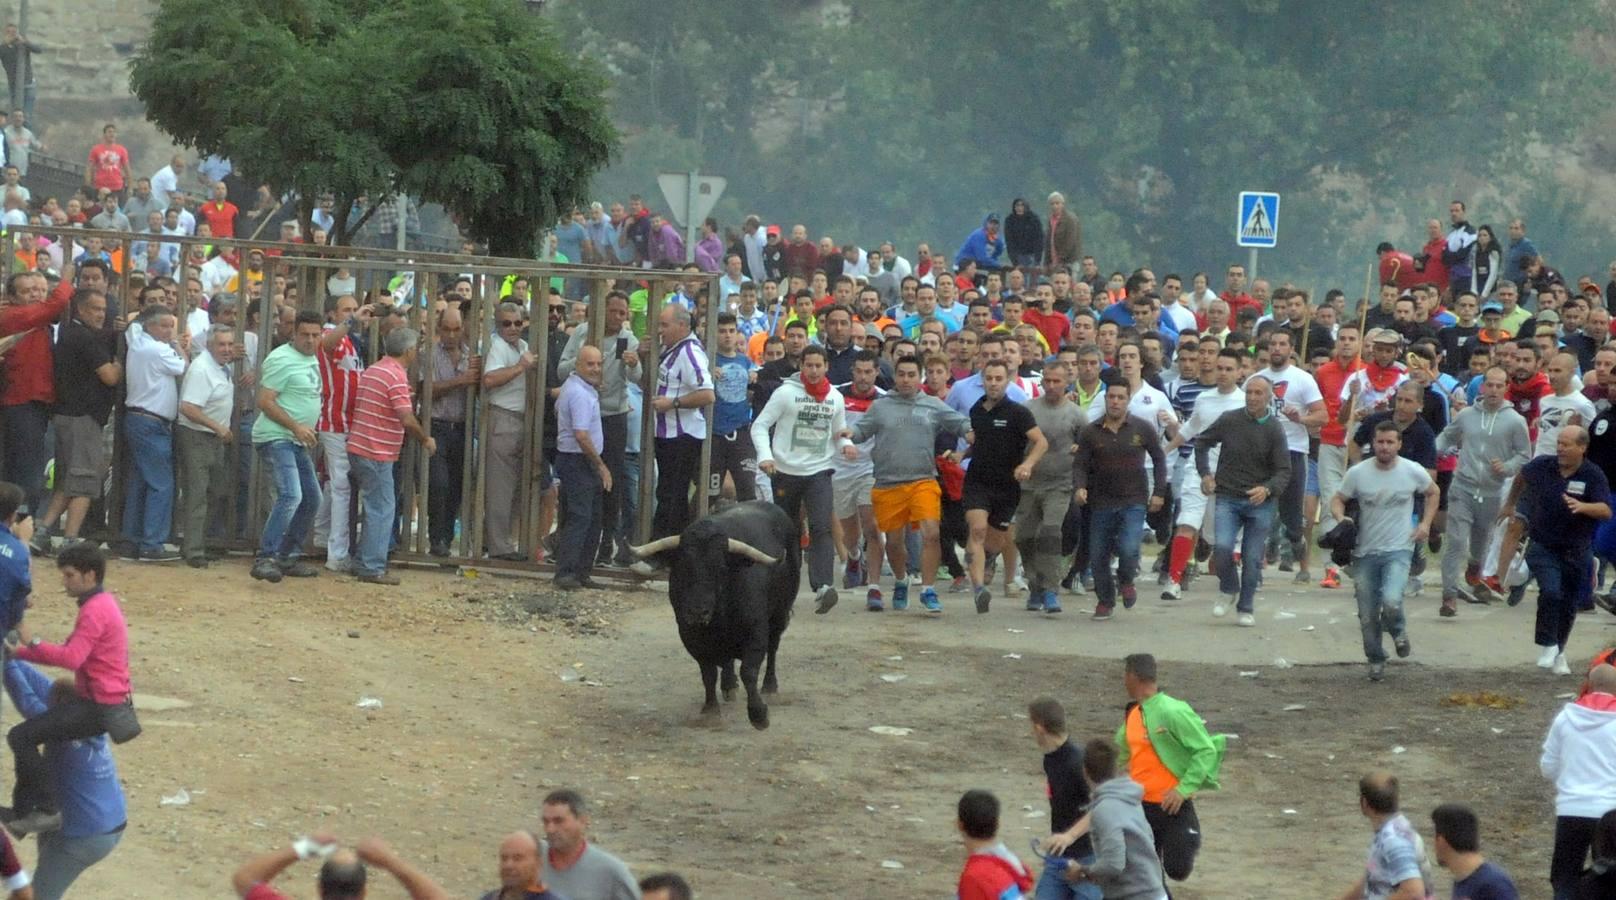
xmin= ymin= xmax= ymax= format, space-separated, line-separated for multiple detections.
xmin=1237 ymin=191 xmax=1280 ymax=248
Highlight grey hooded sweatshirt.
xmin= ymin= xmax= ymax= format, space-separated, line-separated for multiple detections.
xmin=1434 ymin=402 xmax=1531 ymax=492
xmin=848 ymin=390 xmax=971 ymax=487
xmin=1086 ymin=777 xmax=1168 ymax=900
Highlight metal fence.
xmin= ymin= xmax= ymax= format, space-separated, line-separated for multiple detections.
xmin=1 ymin=226 xmax=722 ymax=577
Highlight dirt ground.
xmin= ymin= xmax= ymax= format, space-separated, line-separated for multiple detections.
xmin=13 ymin=552 xmax=1599 ymax=899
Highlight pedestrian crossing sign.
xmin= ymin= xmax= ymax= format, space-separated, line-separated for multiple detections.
xmin=1237 ymin=191 xmax=1280 ymax=248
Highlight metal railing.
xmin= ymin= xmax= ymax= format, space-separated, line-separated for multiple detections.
xmin=1 ymin=226 xmax=723 ymax=577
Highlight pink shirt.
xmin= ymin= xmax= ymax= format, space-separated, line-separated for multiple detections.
xmin=347 ymin=355 xmax=413 ymax=462
xmin=14 ymin=590 xmax=132 ymax=704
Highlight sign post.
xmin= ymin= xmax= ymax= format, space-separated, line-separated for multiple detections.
xmin=658 ymin=171 xmax=728 ymax=264
xmin=1236 ymin=191 xmax=1280 ymax=284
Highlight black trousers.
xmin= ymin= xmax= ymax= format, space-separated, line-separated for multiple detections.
xmin=709 ymin=429 xmax=758 ymax=502
xmin=9 ymin=694 xmax=112 ymax=814
xmin=939 ymin=494 xmax=968 ymax=579
xmin=427 ymin=420 xmax=466 ymax=547
xmin=1275 ymin=450 xmax=1306 ymax=551
xmin=652 ymin=435 xmax=703 ymax=539
xmin=1552 ymin=814 xmax=1599 ymax=894
xmin=1143 ymin=799 xmax=1201 ymax=882
xmin=598 ymin=413 xmax=628 ymax=558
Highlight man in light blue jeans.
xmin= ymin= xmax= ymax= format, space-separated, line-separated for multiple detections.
xmin=1211 ymin=497 xmax=1275 ymax=620
xmin=4 ymin=660 xmax=126 ymax=900
xmin=251 ymin=311 xmax=326 ymax=583
xmin=1331 ymin=420 xmax=1439 ymax=681
xmin=1193 ymin=375 xmax=1291 ymax=627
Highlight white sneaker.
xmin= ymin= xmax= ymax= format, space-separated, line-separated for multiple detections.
xmin=1237 ymin=613 xmax=1256 ymax=627
xmin=326 ymin=556 xmax=352 ymax=574
xmin=1537 ymin=645 xmax=1559 ymax=668
xmin=1211 ymin=600 xmax=1228 ymax=618
xmin=1552 ymin=653 xmax=1572 ymax=676
xmin=1009 ymin=575 xmax=1028 ymax=594
xmin=629 ymin=560 xmax=661 ymax=577
xmin=1161 ymin=582 xmax=1182 ymax=601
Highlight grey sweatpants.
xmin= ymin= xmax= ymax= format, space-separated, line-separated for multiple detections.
xmin=1015 ymin=486 xmax=1071 ymax=596
xmin=1441 ymin=478 xmax=1501 ymax=598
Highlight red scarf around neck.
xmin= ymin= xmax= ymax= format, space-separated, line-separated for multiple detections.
xmin=801 ymin=373 xmax=830 ymax=402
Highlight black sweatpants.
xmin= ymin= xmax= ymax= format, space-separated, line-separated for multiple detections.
xmin=1143 ymin=798 xmax=1201 ymax=882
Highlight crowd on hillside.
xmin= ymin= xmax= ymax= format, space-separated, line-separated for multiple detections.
xmin=6 ymin=109 xmax=1616 ymax=893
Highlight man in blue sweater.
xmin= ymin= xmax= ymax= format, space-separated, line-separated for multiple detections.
xmin=4 ymin=659 xmax=127 ymax=899
xmin=955 ymin=215 xmax=1006 ymax=272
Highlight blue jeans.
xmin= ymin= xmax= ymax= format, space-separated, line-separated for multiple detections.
xmin=1213 ymin=496 xmax=1275 ymax=613
xmin=33 ymin=827 xmax=122 ymax=900
xmin=1088 ymin=504 xmax=1145 ymax=607
xmin=232 ymin=411 xmax=257 ymax=538
xmin=256 ymin=440 xmax=319 ymax=561
xmin=1353 ymin=549 xmax=1411 ymax=663
xmin=120 ymin=413 xmax=174 ymax=553
xmin=1528 ymin=542 xmax=1587 ymax=651
xmin=1034 ymin=854 xmax=1102 ymax=900
xmin=348 ymin=453 xmax=396 ymax=577
xmin=554 ymin=452 xmax=604 ymax=579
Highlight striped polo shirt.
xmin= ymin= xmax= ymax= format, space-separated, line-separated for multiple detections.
xmin=656 ymin=336 xmax=710 ymax=440
xmin=317 ymin=326 xmax=362 ymax=433
xmin=347 ymin=355 xmax=412 ymax=463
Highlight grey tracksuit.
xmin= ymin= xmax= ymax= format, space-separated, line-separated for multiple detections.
xmin=1435 ymin=403 xmax=1531 ymax=595
xmin=1087 ymin=778 xmax=1169 ymax=899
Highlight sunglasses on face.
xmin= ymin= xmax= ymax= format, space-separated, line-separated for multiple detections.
xmin=499 ymin=319 xmax=523 ymax=327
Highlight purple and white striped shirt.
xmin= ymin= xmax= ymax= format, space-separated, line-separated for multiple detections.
xmin=656 ymin=336 xmax=710 ymax=440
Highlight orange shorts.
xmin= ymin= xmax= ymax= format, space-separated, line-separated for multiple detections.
xmin=871 ymin=480 xmax=941 ymax=533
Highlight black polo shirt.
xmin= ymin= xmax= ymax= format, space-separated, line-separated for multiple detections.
xmin=965 ymin=395 xmax=1036 ymax=486
xmin=1353 ymin=411 xmax=1438 ymax=469
xmin=52 ymin=318 xmax=117 ymax=424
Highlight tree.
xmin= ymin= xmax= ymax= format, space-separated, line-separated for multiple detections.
xmin=131 ymin=0 xmax=617 ymax=257
xmin=557 ymin=0 xmax=1611 ymax=289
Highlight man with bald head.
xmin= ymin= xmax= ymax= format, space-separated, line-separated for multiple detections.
xmin=426 ymin=306 xmax=480 ymax=556
xmin=232 ymin=833 xmax=449 ymax=899
xmin=1534 ymin=351 xmax=1595 ymax=460
xmin=1502 ymin=424 xmax=1612 ymax=675
xmin=1337 ymin=771 xmax=1430 ymax=900
xmin=482 ymin=832 xmax=564 ymax=900
xmin=1542 ymin=663 xmax=1616 ymax=895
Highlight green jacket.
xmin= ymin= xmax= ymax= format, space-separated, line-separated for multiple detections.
xmin=1113 ymin=691 xmax=1227 ymax=797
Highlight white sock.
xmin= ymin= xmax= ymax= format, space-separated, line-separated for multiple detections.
xmin=922 ymin=584 xmax=935 ymax=593
xmin=895 ymin=576 xmax=909 ymax=587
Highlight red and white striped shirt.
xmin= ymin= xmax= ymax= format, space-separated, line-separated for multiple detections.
xmin=347 ymin=355 xmax=413 ymax=463
xmin=317 ymin=326 xmax=362 ymax=433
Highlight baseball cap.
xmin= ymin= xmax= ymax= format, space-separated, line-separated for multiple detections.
xmin=1367 ymin=327 xmax=1402 ymax=345
xmin=1480 ymin=301 xmax=1503 ymax=315
xmin=1536 ymin=309 xmax=1561 ymax=325
xmin=863 ymin=323 xmax=884 ymax=340
xmin=766 ymin=224 xmax=781 ymax=237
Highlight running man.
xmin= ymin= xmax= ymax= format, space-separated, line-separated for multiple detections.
xmin=848 ymin=355 xmax=972 ymax=614
xmin=832 ymin=350 xmax=887 ymax=602
xmin=753 ymin=345 xmax=855 ymax=614
xmin=1016 ymin=362 xmax=1086 ymax=614
xmin=1074 ymin=375 xmax=1168 ymax=621
xmin=962 ymin=360 xmax=1047 ymax=614
xmin=1162 ymin=348 xmax=1246 ymax=600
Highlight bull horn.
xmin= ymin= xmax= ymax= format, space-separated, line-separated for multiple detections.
xmin=727 ymin=539 xmax=779 ymax=566
xmin=629 ymin=536 xmax=681 ymax=557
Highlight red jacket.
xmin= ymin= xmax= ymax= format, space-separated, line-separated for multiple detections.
xmin=781 ymin=240 xmax=820 ymax=280
xmin=958 ymin=850 xmax=1033 ymax=900
xmin=1379 ymin=251 xmax=1419 ymax=290
xmin=0 ymin=277 xmax=73 ymax=407
xmin=1507 ymin=372 xmax=1552 ymax=439
xmin=1219 ymin=290 xmax=1264 ymax=321
xmin=1418 ymin=237 xmax=1449 ymax=291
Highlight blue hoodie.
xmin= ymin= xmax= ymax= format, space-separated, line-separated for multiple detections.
xmin=4 ymin=661 xmax=127 ymax=837
xmin=954 ymin=215 xmax=1006 ymax=269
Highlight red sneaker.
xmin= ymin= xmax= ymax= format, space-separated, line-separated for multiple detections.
xmin=1320 ymin=567 xmax=1340 ymax=589
xmin=1464 ymin=562 xmax=1482 ymax=587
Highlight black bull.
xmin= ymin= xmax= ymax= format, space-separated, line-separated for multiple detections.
xmin=632 ymin=501 xmax=801 ymax=730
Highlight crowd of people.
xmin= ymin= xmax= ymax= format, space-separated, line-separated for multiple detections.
xmin=9 ymin=122 xmax=1616 ymax=894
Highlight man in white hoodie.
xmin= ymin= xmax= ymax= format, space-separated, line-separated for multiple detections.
xmin=1541 ymin=663 xmax=1616 ymax=897
xmin=752 ymin=345 xmax=855 ymax=615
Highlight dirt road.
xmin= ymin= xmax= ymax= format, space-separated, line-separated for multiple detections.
xmin=16 ymin=556 xmax=1601 ymax=898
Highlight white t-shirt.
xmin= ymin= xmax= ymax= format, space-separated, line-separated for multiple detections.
xmin=1337 ymin=456 xmax=1433 ymax=556
xmin=1086 ymin=382 xmax=1176 ymax=439
xmin=1165 ymin=302 xmax=1198 ymax=333
xmin=1180 ymin=386 xmax=1247 ymax=469
xmin=484 ymin=336 xmax=530 ymax=413
xmin=1250 ymin=366 xmax=1322 ymax=453
xmin=1535 ymin=391 xmax=1598 ymax=458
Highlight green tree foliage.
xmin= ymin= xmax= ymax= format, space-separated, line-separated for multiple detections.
xmin=132 ymin=0 xmax=616 ymax=257
xmin=557 ymin=0 xmax=1609 ymax=287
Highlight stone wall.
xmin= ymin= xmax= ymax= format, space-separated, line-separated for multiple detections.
xmin=8 ymin=0 xmax=181 ymax=182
